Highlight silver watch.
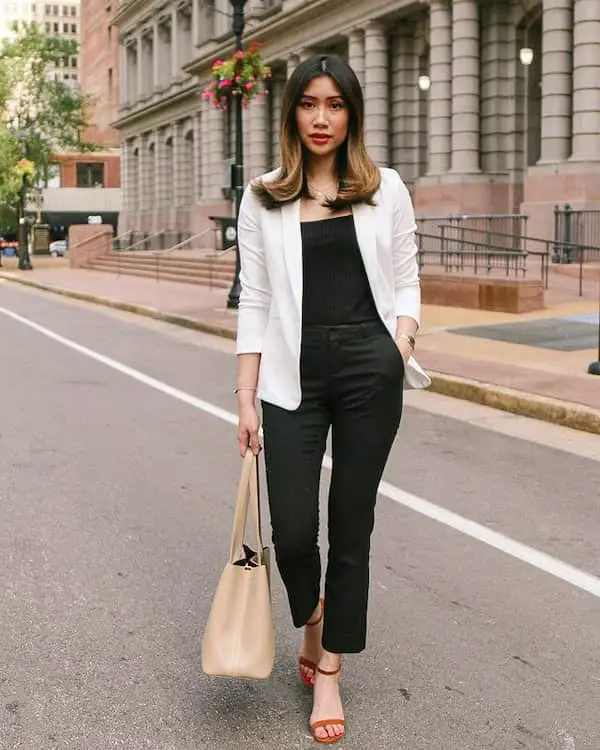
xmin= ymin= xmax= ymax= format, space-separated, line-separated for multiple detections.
xmin=396 ymin=333 xmax=416 ymax=350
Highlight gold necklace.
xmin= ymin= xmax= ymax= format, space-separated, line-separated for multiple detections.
xmin=307 ymin=181 xmax=338 ymax=202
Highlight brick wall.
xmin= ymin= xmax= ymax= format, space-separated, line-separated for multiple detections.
xmin=57 ymin=153 xmax=121 ymax=188
xmin=80 ymin=0 xmax=120 ymax=148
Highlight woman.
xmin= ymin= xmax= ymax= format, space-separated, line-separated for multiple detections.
xmin=235 ymin=54 xmax=420 ymax=744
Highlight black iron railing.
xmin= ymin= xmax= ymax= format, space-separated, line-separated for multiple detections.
xmin=419 ymin=224 xmax=600 ymax=296
xmin=416 ymin=230 xmax=549 ymax=285
xmin=554 ymin=204 xmax=600 ymax=263
xmin=417 ymin=213 xmax=529 ymax=253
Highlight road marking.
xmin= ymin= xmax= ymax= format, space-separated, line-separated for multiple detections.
xmin=3 ymin=304 xmax=600 ymax=601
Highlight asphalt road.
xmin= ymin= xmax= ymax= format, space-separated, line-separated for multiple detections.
xmin=1 ymin=282 xmax=599 ymax=750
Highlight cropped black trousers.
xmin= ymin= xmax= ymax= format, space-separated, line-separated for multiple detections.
xmin=261 ymin=320 xmax=404 ymax=654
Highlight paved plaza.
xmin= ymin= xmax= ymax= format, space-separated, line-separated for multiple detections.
xmin=1 ymin=279 xmax=599 ymax=749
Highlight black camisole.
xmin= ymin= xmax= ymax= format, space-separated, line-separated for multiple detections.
xmin=300 ymin=214 xmax=379 ymax=326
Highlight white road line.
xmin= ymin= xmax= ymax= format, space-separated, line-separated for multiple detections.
xmin=3 ymin=304 xmax=600 ymax=601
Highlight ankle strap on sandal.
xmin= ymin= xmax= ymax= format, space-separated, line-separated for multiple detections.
xmin=316 ymin=664 xmax=341 ymax=677
xmin=306 ymin=598 xmax=324 ymax=627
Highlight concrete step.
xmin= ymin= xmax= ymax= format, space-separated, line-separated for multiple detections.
xmin=86 ymin=262 xmax=233 ymax=288
xmin=91 ymin=257 xmax=234 ymax=281
xmin=106 ymin=253 xmax=236 ymax=270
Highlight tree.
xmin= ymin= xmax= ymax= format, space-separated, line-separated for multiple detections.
xmin=0 ymin=22 xmax=97 ymax=215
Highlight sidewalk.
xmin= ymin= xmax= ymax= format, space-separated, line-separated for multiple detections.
xmin=2 ymin=259 xmax=599 ymax=434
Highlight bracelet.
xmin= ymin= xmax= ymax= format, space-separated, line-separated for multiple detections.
xmin=234 ymin=386 xmax=256 ymax=394
xmin=396 ymin=333 xmax=416 ymax=349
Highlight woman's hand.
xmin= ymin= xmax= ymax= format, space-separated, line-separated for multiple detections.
xmin=237 ymin=400 xmax=261 ymax=457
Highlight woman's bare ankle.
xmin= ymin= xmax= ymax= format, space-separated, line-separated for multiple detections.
xmin=318 ymin=649 xmax=341 ymax=672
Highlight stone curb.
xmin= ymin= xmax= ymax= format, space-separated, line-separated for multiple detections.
xmin=4 ymin=274 xmax=599 ymax=436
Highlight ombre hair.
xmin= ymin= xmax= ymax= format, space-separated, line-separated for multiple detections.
xmin=252 ymin=54 xmax=380 ymax=210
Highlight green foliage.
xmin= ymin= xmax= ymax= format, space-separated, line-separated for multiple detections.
xmin=0 ymin=21 xmax=98 ymax=211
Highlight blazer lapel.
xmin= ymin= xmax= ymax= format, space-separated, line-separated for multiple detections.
xmin=281 ymin=200 xmax=303 ymax=312
xmin=352 ymin=202 xmax=381 ymax=305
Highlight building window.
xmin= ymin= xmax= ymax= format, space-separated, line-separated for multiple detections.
xmin=32 ymin=3 xmax=36 ymax=13
xmin=62 ymin=4 xmax=67 ymax=13
xmin=70 ymin=22 xmax=76 ymax=32
xmin=70 ymin=5 xmax=75 ymax=15
xmin=45 ymin=4 xmax=50 ymax=12
xmin=76 ymin=162 xmax=105 ymax=188
xmin=45 ymin=21 xmax=50 ymax=31
xmin=52 ymin=4 xmax=58 ymax=13
xmin=63 ymin=73 xmax=69 ymax=80
xmin=45 ymin=163 xmax=61 ymax=188
xmin=53 ymin=21 xmax=58 ymax=30
xmin=63 ymin=21 xmax=68 ymax=31
xmin=71 ymin=56 xmax=77 ymax=67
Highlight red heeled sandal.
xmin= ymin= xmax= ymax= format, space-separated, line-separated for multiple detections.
xmin=298 ymin=598 xmax=324 ymax=687
xmin=310 ymin=664 xmax=345 ymax=744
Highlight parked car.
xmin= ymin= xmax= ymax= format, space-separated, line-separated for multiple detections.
xmin=49 ymin=240 xmax=67 ymax=257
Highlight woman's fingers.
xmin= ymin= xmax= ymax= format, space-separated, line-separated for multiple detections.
xmin=249 ymin=428 xmax=261 ymax=455
xmin=238 ymin=428 xmax=250 ymax=457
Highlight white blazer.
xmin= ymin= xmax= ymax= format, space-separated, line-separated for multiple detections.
xmin=236 ymin=167 xmax=422 ymax=411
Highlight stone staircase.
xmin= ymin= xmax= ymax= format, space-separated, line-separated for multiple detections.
xmin=85 ymin=248 xmax=236 ymax=289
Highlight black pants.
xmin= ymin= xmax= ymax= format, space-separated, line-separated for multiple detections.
xmin=261 ymin=320 xmax=404 ymax=654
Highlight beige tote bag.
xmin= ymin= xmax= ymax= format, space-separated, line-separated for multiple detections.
xmin=201 ymin=450 xmax=275 ymax=680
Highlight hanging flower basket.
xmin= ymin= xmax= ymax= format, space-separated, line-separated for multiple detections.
xmin=202 ymin=41 xmax=271 ymax=111
xmin=14 ymin=158 xmax=35 ymax=181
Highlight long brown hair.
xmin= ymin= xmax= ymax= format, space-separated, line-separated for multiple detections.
xmin=252 ymin=54 xmax=380 ymax=210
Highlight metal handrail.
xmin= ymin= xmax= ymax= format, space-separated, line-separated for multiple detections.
xmin=154 ymin=228 xmax=215 ymax=256
xmin=118 ymin=228 xmax=167 ymax=252
xmin=416 ymin=229 xmax=548 ymax=285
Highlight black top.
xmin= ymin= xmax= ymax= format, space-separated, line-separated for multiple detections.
xmin=300 ymin=214 xmax=379 ymax=326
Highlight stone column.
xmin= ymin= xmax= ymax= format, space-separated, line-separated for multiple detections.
xmin=136 ymin=32 xmax=143 ymax=102
xmin=173 ymin=121 xmax=184 ymax=207
xmin=270 ymin=78 xmax=284 ymax=167
xmin=427 ymin=0 xmax=452 ymax=174
xmin=171 ymin=9 xmax=179 ymax=79
xmin=129 ymin=141 xmax=139 ymax=213
xmin=347 ymin=28 xmax=365 ymax=88
xmin=571 ymin=0 xmax=600 ymax=160
xmin=200 ymin=101 xmax=212 ymax=199
xmin=450 ymin=0 xmax=481 ymax=173
xmin=364 ymin=21 xmax=389 ymax=166
xmin=206 ymin=105 xmax=225 ymax=200
xmin=139 ymin=134 xmax=148 ymax=211
xmin=287 ymin=54 xmax=300 ymax=79
xmin=152 ymin=21 xmax=161 ymax=91
xmin=119 ymin=43 xmax=128 ymax=104
xmin=390 ymin=28 xmax=418 ymax=184
xmin=121 ymin=141 xmax=130 ymax=212
xmin=193 ymin=112 xmax=202 ymax=202
xmin=248 ymin=95 xmax=269 ymax=179
xmin=538 ymin=0 xmax=573 ymax=163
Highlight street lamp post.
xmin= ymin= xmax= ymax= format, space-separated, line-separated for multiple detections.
xmin=226 ymin=0 xmax=248 ymax=310
xmin=16 ymin=124 xmax=34 ymax=271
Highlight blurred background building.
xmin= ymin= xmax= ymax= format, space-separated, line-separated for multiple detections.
xmin=106 ymin=0 xmax=598 ymax=242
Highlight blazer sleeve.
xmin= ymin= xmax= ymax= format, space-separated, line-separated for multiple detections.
xmin=390 ymin=170 xmax=421 ymax=326
xmin=236 ymin=185 xmax=272 ymax=354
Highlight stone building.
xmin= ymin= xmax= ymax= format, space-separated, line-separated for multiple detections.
xmin=112 ymin=0 xmax=600 ymax=241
